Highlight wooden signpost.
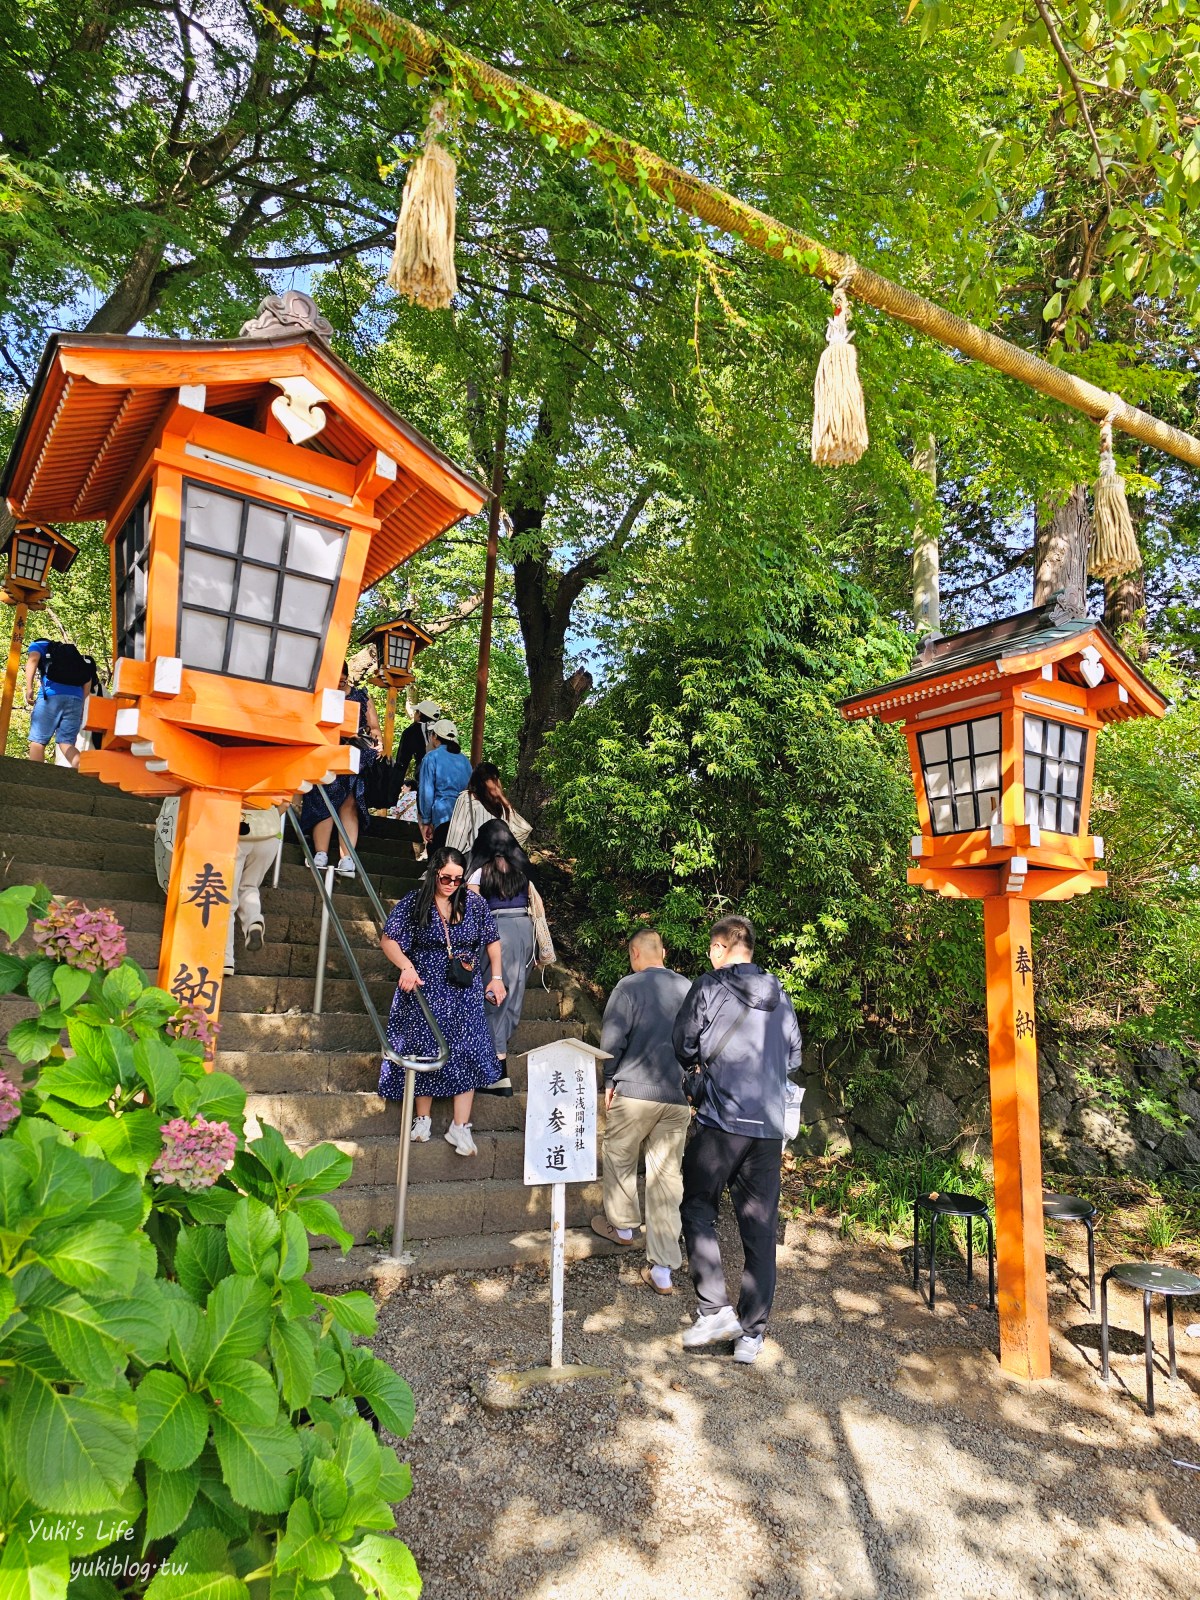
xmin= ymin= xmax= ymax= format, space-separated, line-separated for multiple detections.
xmin=841 ymin=599 xmax=1166 ymax=1379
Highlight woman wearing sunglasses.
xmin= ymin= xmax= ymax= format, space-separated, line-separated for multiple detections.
xmin=378 ymin=847 xmax=506 ymax=1156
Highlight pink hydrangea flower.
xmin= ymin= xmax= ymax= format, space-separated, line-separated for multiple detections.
xmin=151 ymin=1116 xmax=237 ymax=1191
xmin=0 ymin=1076 xmax=20 ymax=1132
xmin=32 ymin=899 xmax=127 ymax=974
xmin=167 ymin=1003 xmax=220 ymax=1051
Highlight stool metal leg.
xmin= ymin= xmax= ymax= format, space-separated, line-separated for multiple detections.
xmin=1143 ymin=1290 xmax=1156 ymax=1417
xmin=1100 ymin=1272 xmax=1111 ymax=1380
xmin=1085 ymin=1219 xmax=1096 ymax=1315
xmin=966 ymin=1216 xmax=974 ymax=1286
xmin=913 ymin=1203 xmax=921 ymax=1292
xmin=928 ymin=1211 xmax=937 ymax=1309
xmin=985 ymin=1217 xmax=995 ymax=1312
xmin=1167 ymin=1295 xmax=1177 ymax=1380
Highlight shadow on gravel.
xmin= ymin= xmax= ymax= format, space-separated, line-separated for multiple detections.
xmin=376 ymin=1209 xmax=1200 ymax=1600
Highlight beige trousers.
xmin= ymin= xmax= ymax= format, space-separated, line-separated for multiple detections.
xmin=602 ymin=1094 xmax=691 ymax=1270
xmin=225 ymin=836 xmax=277 ymax=966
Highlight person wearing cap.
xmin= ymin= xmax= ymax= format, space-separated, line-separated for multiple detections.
xmin=388 ymin=698 xmax=441 ymax=826
xmin=418 ymin=718 xmax=473 ymax=852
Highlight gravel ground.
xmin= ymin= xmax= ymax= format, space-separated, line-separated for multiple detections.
xmin=371 ymin=1209 xmax=1200 ymax=1600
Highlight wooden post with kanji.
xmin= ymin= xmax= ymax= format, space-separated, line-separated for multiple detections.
xmin=524 ymin=1038 xmax=609 ymax=1368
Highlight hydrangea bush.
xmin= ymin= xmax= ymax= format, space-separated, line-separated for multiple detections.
xmin=0 ymin=885 xmax=420 ymax=1600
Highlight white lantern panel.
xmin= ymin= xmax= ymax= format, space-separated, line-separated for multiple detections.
xmin=273 ymin=631 xmax=320 ymax=687
xmin=234 ymin=563 xmax=280 ymax=622
xmin=278 ymin=573 xmax=331 ymax=630
xmin=1063 ymin=726 xmax=1084 ymax=762
xmin=950 ymin=723 xmax=970 ymax=759
xmin=246 ymin=503 xmax=287 ymax=566
xmin=288 ymin=517 xmax=346 ymax=580
xmin=1023 ymin=715 xmax=1088 ymax=834
xmin=931 ymin=800 xmax=953 ymax=832
xmin=184 ymin=549 xmax=235 ymax=611
xmin=925 ymin=766 xmax=950 ymax=800
xmin=972 ymin=717 xmax=1001 ymax=753
xmin=975 ymin=753 xmax=1000 ymax=790
xmin=228 ymin=621 xmax=271 ymax=679
xmin=187 ymin=489 xmax=242 ymax=552
xmin=920 ymin=714 xmax=1008 ymax=836
xmin=920 ymin=728 xmax=948 ymax=765
xmin=978 ymin=789 xmax=999 ymax=823
xmin=180 ymin=608 xmax=226 ymax=671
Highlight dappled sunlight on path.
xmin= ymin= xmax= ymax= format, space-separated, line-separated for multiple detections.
xmin=372 ymin=1211 xmax=1200 ymax=1599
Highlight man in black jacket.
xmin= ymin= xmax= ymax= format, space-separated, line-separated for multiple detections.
xmin=672 ymin=914 xmax=802 ymax=1364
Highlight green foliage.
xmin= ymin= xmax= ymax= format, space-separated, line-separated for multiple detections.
xmin=789 ymin=1147 xmax=994 ymax=1248
xmin=0 ymin=885 xmax=419 ymax=1600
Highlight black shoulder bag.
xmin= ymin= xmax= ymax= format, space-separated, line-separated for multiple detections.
xmin=439 ymin=909 xmax=476 ymax=989
xmin=683 ymin=995 xmax=749 ymax=1105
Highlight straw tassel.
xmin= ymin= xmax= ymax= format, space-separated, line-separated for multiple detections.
xmin=812 ymin=265 xmax=869 ymax=466
xmin=387 ymin=99 xmax=458 ymax=310
xmin=1089 ymin=408 xmax=1141 ymax=580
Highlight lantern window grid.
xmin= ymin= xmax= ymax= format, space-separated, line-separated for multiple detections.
xmin=178 ymin=481 xmax=347 ymax=693
xmin=918 ymin=714 xmax=1003 ymax=836
xmin=384 ymin=632 xmax=414 ymax=672
xmin=1023 ymin=716 xmax=1087 ymax=835
xmin=114 ymin=492 xmax=150 ymax=660
xmin=12 ymin=535 xmax=52 ymax=584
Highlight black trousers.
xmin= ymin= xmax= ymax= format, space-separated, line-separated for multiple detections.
xmin=681 ymin=1124 xmax=783 ymax=1340
xmin=430 ymin=820 xmax=451 ymax=852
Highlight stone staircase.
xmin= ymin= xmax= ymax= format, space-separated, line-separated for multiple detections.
xmin=0 ymin=754 xmax=615 ymax=1283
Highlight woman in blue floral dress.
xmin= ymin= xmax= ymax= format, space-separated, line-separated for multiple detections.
xmin=378 ymin=847 xmax=505 ymax=1158
xmin=299 ymin=664 xmax=380 ymax=878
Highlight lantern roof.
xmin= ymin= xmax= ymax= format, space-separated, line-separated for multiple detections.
xmin=1 ymin=521 xmax=78 ymax=573
xmin=357 ymin=614 xmax=434 ymax=648
xmin=840 ymin=599 xmax=1166 ymax=725
xmin=1 ymin=331 xmax=488 ymax=590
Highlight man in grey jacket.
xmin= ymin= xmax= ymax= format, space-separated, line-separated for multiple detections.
xmin=673 ymin=914 xmax=802 ymax=1364
xmin=591 ymin=930 xmax=692 ymax=1294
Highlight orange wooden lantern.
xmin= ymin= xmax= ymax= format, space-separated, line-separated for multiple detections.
xmin=359 ymin=613 xmax=433 ymax=755
xmin=842 ymin=599 xmax=1166 ymax=1380
xmin=1 ymin=294 xmax=486 ymax=1035
xmin=0 ymin=522 xmax=79 ymax=749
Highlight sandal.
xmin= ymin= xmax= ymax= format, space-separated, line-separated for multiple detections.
xmin=590 ymin=1214 xmax=639 ymax=1247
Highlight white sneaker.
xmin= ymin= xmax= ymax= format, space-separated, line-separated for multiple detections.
xmin=682 ymin=1306 xmax=743 ymax=1349
xmin=312 ymin=851 xmax=329 ymax=869
xmin=409 ymin=1116 xmax=431 ymax=1143
xmin=336 ymin=856 xmax=356 ymax=878
xmin=445 ymin=1122 xmax=477 ymax=1157
xmin=733 ymin=1334 xmax=764 ymax=1364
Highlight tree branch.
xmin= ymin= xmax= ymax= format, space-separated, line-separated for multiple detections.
xmin=554 ymin=481 xmax=656 ymax=620
xmin=1032 ymin=0 xmax=1114 ymax=207
xmin=425 ymin=592 xmax=485 ymax=634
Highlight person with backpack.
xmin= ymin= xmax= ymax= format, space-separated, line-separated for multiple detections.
xmin=24 ymin=638 xmax=103 ymax=768
xmin=672 ymin=914 xmax=803 ymax=1365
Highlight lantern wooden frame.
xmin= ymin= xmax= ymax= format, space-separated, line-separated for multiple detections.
xmin=841 ymin=601 xmax=1166 ymax=1381
xmin=358 ymin=614 xmax=434 ymax=753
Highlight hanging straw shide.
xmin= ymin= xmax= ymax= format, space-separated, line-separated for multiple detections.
xmin=388 ymin=98 xmax=458 ymax=310
xmin=811 ymin=264 xmax=869 ymax=467
xmin=1089 ymin=407 xmax=1141 ymax=580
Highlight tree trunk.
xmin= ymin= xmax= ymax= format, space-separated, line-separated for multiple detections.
xmin=911 ymin=434 xmax=939 ymax=633
xmin=510 ymin=549 xmax=591 ymax=815
xmin=1033 ymin=484 xmax=1090 ymax=616
xmin=84 ymin=234 xmax=167 ymax=334
xmin=1104 ymin=567 xmax=1148 ymax=656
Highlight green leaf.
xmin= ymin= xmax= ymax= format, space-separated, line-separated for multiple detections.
xmin=39 ymin=1219 xmax=138 ymax=1294
xmin=276 ymin=1499 xmax=344 ymax=1581
xmin=181 ymin=1185 xmax=240 ymax=1224
xmin=226 ymin=1198 xmax=282 ymax=1279
xmin=206 ymin=1358 xmax=279 ymax=1426
xmin=246 ymin=1126 xmax=294 ymax=1181
xmin=144 ymin=1462 xmax=200 ymax=1542
xmin=201 ymin=1276 xmax=272 ymax=1374
xmin=334 ymin=1417 xmax=381 ymax=1497
xmin=1042 ymin=291 xmax=1063 ymax=322
xmin=0 ymin=1515 xmax=71 ymax=1600
xmin=376 ymin=1449 xmax=412 ymax=1505
xmin=144 ymin=1530 xmax=248 ymax=1600
xmin=36 ymin=1053 xmax=118 ymax=1108
xmin=308 ymin=1458 xmax=349 ymax=1525
xmin=7 ymin=1018 xmax=61 ymax=1064
xmin=168 ymin=1299 xmax=207 ymax=1385
xmin=0 ymin=950 xmax=28 ymax=994
xmin=29 ymin=1137 xmax=92 ymax=1224
xmin=175 ymin=1227 xmax=233 ymax=1303
xmin=101 ymin=964 xmax=143 ymax=1015
xmin=311 ymin=1340 xmax=345 ymax=1399
xmin=30 ymin=1292 xmax=127 ymax=1386
xmin=344 ymin=1535 xmax=421 ymax=1600
xmin=134 ymin=1035 xmax=182 ymax=1105
xmin=210 ymin=1414 xmax=301 ymax=1513
xmin=84 ymin=1159 xmax=145 ymax=1229
xmin=278 ymin=1279 xmax=315 ymax=1320
xmin=0 ymin=1138 xmax=37 ymax=1231
xmin=344 ymin=1353 xmax=413 ymax=1438
xmin=101 ymin=1283 xmax=172 ymax=1364
xmin=295 ymin=1199 xmax=353 ymax=1253
xmin=8 ymin=1361 xmax=137 ymax=1513
xmin=277 ymin=1210 xmax=308 ymax=1282
xmin=52 ymin=964 xmax=92 ymax=1011
xmin=314 ymin=1292 xmax=376 ymax=1337
xmin=291 ymin=1145 xmax=352 ymax=1198
xmin=85 ymin=1109 xmax=163 ymax=1178
xmin=135 ymin=1370 xmax=210 ymax=1471
xmin=269 ymin=1319 xmax=316 ymax=1413
xmin=25 ymin=959 xmax=58 ymax=1007
xmin=189 ymin=1072 xmax=246 ymax=1122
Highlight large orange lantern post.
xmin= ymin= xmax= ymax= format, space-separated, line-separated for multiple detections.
xmin=841 ymin=598 xmax=1166 ymax=1379
xmin=0 ymin=522 xmax=79 ymax=749
xmin=359 ymin=613 xmax=433 ymax=755
xmin=1 ymin=294 xmax=486 ymax=1035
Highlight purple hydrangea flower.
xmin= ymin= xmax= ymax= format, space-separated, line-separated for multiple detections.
xmin=32 ymin=899 xmax=127 ymax=974
xmin=151 ymin=1116 xmax=237 ymax=1191
xmin=0 ymin=1076 xmax=20 ymax=1132
xmin=167 ymin=1003 xmax=220 ymax=1051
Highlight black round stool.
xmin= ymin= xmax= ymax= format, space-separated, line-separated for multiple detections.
xmin=1100 ymin=1263 xmax=1200 ymax=1416
xmin=912 ymin=1192 xmax=995 ymax=1311
xmin=1042 ymin=1191 xmax=1099 ymax=1312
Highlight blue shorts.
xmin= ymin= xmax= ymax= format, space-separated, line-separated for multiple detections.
xmin=29 ymin=693 xmax=84 ymax=749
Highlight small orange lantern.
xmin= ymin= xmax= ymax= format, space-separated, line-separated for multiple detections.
xmin=1 ymin=293 xmax=486 ymax=1034
xmin=0 ymin=521 xmax=79 ymax=749
xmin=359 ymin=612 xmax=434 ymax=755
xmin=841 ymin=597 xmax=1166 ymax=1380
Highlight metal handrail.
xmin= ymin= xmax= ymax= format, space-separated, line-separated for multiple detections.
xmin=286 ymin=794 xmax=447 ymax=1262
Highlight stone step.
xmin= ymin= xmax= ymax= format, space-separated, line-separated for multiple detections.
xmin=329 ymin=1176 xmax=607 ymax=1245
xmin=305 ymin=1229 xmax=620 ymax=1288
xmin=1 ymin=802 xmax=158 ymax=851
xmin=244 ymin=1082 xmax=565 ymax=1142
xmin=218 ymin=1010 xmax=379 ymax=1051
xmin=301 ymin=1130 xmax=529 ymax=1188
xmin=0 ymin=765 xmax=159 ymax=822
